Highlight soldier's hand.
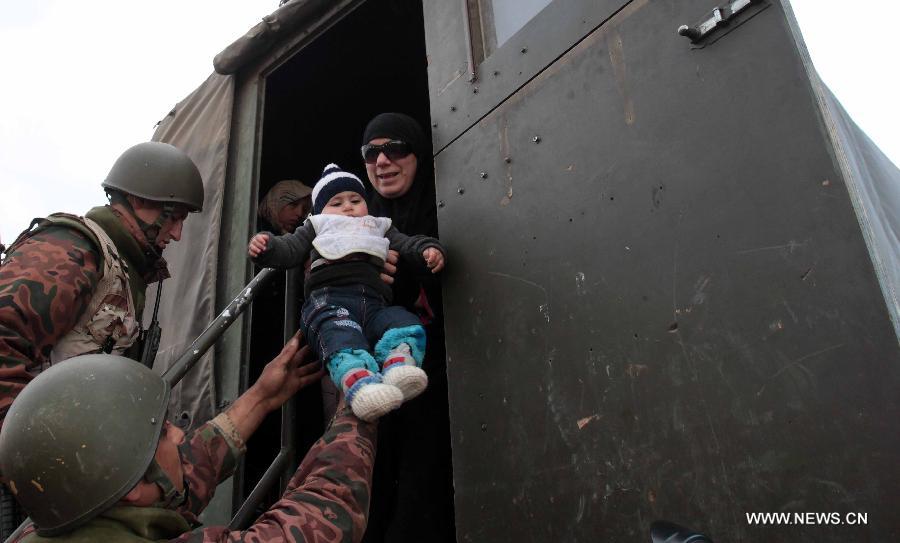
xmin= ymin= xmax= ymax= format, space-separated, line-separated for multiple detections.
xmin=380 ymin=249 xmax=399 ymax=285
xmin=256 ymin=331 xmax=324 ymax=412
xmin=248 ymin=233 xmax=269 ymax=258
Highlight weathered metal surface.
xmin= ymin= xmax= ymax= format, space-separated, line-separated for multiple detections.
xmin=422 ymin=0 xmax=470 ymax=122
xmin=819 ymin=87 xmax=900 ymax=339
xmin=787 ymin=3 xmax=900 ymax=340
xmin=432 ymin=0 xmax=900 ymax=541
xmin=425 ymin=0 xmax=630 ymax=151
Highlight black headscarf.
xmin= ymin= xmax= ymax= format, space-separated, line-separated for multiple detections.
xmin=362 ymin=113 xmax=438 ymax=238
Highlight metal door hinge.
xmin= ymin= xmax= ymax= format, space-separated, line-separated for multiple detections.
xmin=677 ymin=0 xmax=763 ymax=44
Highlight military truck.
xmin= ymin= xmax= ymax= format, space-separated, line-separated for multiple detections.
xmin=145 ymin=0 xmax=900 ymax=541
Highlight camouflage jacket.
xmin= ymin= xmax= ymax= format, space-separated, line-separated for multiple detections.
xmin=14 ymin=413 xmax=245 ymax=542
xmin=0 ymin=206 xmax=167 ymax=426
xmin=15 ymin=408 xmax=377 ymax=542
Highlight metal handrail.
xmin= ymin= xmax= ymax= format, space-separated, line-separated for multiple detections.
xmin=162 ymin=267 xmax=277 ymax=387
xmin=228 ymin=453 xmax=290 ymax=529
xmin=227 ymin=267 xmax=303 ymax=530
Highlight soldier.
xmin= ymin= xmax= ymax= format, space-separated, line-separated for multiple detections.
xmin=0 ymin=141 xmax=205 ymax=427
xmin=0 ymin=336 xmax=374 ymax=542
xmin=0 ymin=141 xmax=204 ymax=537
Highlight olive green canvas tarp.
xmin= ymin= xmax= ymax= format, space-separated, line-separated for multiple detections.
xmin=144 ymin=72 xmax=234 ymax=426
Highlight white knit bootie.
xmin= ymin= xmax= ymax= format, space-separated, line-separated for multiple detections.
xmin=381 ymin=343 xmax=428 ymax=401
xmin=343 ymin=369 xmax=403 ymax=422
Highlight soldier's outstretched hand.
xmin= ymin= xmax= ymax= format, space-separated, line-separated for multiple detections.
xmin=248 ymin=233 xmax=269 ymax=258
xmin=255 ymin=331 xmax=324 ymax=412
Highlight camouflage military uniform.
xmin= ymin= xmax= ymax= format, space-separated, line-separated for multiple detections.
xmin=13 ymin=408 xmax=377 ymax=542
xmin=0 ymin=205 xmax=166 ymax=427
xmin=176 ymin=414 xmax=247 ymax=526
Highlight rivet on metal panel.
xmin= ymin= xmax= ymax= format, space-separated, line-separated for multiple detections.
xmin=532 ymin=136 xmax=541 ymax=144
xmin=150 ymin=417 xmax=157 ymax=424
xmin=432 ymin=122 xmax=438 ymax=128
xmin=438 ymin=200 xmax=445 ymax=208
xmin=521 ymin=47 xmax=528 ymax=54
xmin=493 ymin=70 xmax=500 ymax=77
xmin=480 ymin=423 xmax=488 ymax=432
xmin=504 ymin=157 xmax=512 ymax=163
xmin=457 ymin=188 xmax=465 ymax=195
xmin=449 ymin=106 xmax=457 ymax=112
xmin=480 ymin=172 xmax=488 ymax=179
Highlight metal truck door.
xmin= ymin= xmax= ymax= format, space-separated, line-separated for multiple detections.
xmin=423 ymin=0 xmax=900 ymax=541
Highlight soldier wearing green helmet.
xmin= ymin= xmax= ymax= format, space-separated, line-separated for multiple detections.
xmin=0 ymin=142 xmax=204 ymax=534
xmin=0 ymin=334 xmax=379 ymax=542
xmin=101 ymin=141 xmax=205 ymax=259
xmin=0 ymin=141 xmax=204 ymax=421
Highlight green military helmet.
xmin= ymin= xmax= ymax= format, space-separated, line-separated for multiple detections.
xmin=0 ymin=355 xmax=169 ymax=536
xmin=102 ymin=141 xmax=204 ymax=212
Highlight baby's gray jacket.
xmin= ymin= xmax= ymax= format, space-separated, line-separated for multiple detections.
xmin=253 ymin=218 xmax=443 ymax=301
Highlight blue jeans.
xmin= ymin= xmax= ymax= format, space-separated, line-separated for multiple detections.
xmin=300 ymin=284 xmax=422 ymax=385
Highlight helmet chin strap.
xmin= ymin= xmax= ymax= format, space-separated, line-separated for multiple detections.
xmin=142 ymin=457 xmax=187 ymax=509
xmin=142 ymin=203 xmax=175 ymax=259
xmin=115 ymin=193 xmax=174 ymax=260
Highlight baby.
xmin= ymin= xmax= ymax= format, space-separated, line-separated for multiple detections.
xmin=248 ymin=163 xmax=445 ymax=421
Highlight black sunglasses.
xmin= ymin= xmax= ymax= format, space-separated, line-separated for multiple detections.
xmin=361 ymin=140 xmax=413 ymax=164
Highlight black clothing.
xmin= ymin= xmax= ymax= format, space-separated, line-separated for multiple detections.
xmin=360 ymin=113 xmax=455 ymax=543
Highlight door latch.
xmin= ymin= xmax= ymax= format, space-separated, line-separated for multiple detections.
xmin=677 ymin=0 xmax=763 ymax=43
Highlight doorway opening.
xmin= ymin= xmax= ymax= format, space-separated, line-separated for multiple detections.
xmin=245 ymin=1 xmax=455 ymax=541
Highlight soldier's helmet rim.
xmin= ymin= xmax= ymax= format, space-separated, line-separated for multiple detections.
xmin=0 ymin=354 xmax=170 ymax=536
xmin=101 ymin=142 xmax=205 ymax=213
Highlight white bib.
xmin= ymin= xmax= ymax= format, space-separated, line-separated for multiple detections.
xmin=309 ymin=214 xmax=392 ymax=261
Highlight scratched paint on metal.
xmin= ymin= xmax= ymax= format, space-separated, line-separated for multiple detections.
xmin=432 ymin=0 xmax=900 ymax=540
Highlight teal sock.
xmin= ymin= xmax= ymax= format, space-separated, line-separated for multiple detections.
xmin=374 ymin=325 xmax=426 ymax=366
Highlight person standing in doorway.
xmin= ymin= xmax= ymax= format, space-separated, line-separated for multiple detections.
xmin=358 ymin=112 xmax=455 ymax=543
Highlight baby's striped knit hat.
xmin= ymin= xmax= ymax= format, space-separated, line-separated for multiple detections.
xmin=311 ymin=163 xmax=367 ymax=214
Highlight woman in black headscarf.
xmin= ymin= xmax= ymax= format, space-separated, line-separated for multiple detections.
xmin=362 ymin=113 xmax=437 ymax=234
xmin=359 ymin=113 xmax=455 ymax=543
xmin=361 ymin=113 xmax=440 ymax=314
